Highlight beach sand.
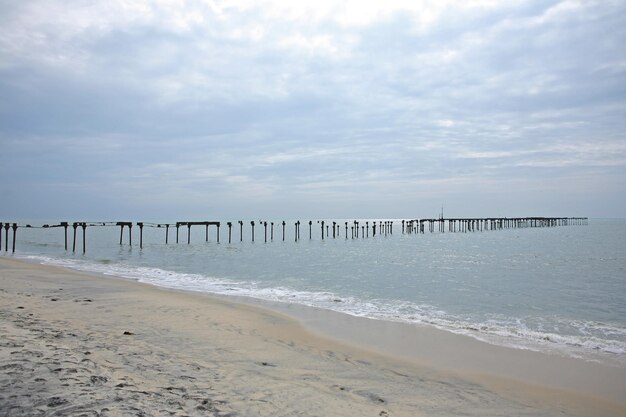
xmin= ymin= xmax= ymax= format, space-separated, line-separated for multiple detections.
xmin=1 ymin=257 xmax=625 ymax=416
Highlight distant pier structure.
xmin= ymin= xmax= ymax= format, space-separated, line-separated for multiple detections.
xmin=0 ymin=217 xmax=589 ymax=254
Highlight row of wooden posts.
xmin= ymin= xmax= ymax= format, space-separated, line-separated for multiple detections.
xmin=0 ymin=217 xmax=588 ymax=254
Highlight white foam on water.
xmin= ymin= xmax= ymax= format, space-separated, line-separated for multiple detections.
xmin=21 ymin=254 xmax=626 ymax=363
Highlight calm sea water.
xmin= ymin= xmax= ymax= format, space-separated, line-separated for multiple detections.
xmin=4 ymin=218 xmax=626 ymax=364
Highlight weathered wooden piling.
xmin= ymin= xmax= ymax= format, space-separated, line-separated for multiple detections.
xmin=11 ymin=223 xmax=17 ymax=253
xmin=138 ymin=222 xmax=144 ymax=248
xmin=58 ymin=222 xmax=67 ymax=250
xmin=72 ymin=223 xmax=77 ymax=253
xmin=4 ymin=223 xmax=10 ymax=252
xmin=81 ymin=223 xmax=86 ymax=254
xmin=227 ymin=222 xmax=232 ymax=243
xmin=251 ymin=221 xmax=255 ymax=242
xmin=116 ymin=222 xmax=132 ymax=245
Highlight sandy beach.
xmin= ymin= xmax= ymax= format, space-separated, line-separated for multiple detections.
xmin=1 ymin=257 xmax=625 ymax=417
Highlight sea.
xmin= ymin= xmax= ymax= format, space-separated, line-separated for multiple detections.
xmin=3 ymin=218 xmax=626 ymax=365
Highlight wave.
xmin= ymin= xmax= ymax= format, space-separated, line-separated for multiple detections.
xmin=22 ymin=254 xmax=626 ymax=361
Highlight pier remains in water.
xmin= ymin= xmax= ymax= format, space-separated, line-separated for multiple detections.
xmin=0 ymin=217 xmax=588 ymax=254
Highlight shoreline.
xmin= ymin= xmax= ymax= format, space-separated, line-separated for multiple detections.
xmin=1 ymin=256 xmax=625 ymax=416
xmin=16 ymin=250 xmax=626 ymax=366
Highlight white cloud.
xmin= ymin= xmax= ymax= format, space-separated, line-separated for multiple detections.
xmin=1 ymin=0 xmax=625 ymax=217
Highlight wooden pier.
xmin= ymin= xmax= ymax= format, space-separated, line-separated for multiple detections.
xmin=0 ymin=217 xmax=589 ymax=254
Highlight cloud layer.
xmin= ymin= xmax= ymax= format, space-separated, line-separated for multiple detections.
xmin=1 ymin=0 xmax=625 ymax=219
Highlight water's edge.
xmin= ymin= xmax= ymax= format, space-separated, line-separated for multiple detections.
xmin=12 ymin=252 xmax=626 ymax=368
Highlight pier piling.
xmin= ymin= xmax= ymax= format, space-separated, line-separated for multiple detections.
xmin=81 ymin=223 xmax=86 ymax=254
xmin=72 ymin=223 xmax=77 ymax=253
xmin=138 ymin=222 xmax=144 ymax=248
xmin=11 ymin=223 xmax=17 ymax=253
xmin=3 ymin=223 xmax=8 ymax=251
xmin=0 ymin=216 xmax=588 ymax=254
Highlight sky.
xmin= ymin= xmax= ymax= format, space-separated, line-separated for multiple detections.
xmin=1 ymin=0 xmax=625 ymax=220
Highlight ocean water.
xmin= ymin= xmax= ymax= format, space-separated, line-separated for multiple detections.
xmin=3 ymin=218 xmax=626 ymax=364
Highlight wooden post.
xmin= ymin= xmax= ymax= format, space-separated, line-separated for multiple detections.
xmin=271 ymin=222 xmax=274 ymax=241
xmin=138 ymin=222 xmax=144 ymax=249
xmin=345 ymin=222 xmax=348 ymax=239
xmin=72 ymin=223 xmax=77 ymax=253
xmin=0 ymin=222 xmax=3 ymax=251
xmin=128 ymin=224 xmax=132 ymax=246
xmin=187 ymin=224 xmax=191 ymax=244
xmin=5 ymin=223 xmax=10 ymax=251
xmin=332 ymin=222 xmax=336 ymax=238
xmin=166 ymin=224 xmax=169 ymax=244
xmin=321 ymin=221 xmax=325 ymax=240
xmin=227 ymin=222 xmax=232 ymax=243
xmin=119 ymin=224 xmax=124 ymax=245
xmin=206 ymin=223 xmax=209 ymax=242
xmin=251 ymin=221 xmax=255 ymax=242
xmin=216 ymin=223 xmax=220 ymax=243
xmin=282 ymin=221 xmax=286 ymax=241
xmin=264 ymin=222 xmax=268 ymax=243
xmin=11 ymin=223 xmax=17 ymax=253
xmin=81 ymin=223 xmax=86 ymax=254
xmin=309 ymin=221 xmax=312 ymax=239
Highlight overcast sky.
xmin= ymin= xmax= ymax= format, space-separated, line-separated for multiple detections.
xmin=1 ymin=0 xmax=625 ymax=220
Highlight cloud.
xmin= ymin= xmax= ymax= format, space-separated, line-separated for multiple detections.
xmin=1 ymin=0 xmax=625 ymax=218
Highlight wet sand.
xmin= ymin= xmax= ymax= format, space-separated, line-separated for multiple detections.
xmin=1 ymin=257 xmax=625 ymax=416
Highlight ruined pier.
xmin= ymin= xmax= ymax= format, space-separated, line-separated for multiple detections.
xmin=0 ymin=217 xmax=589 ymax=254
